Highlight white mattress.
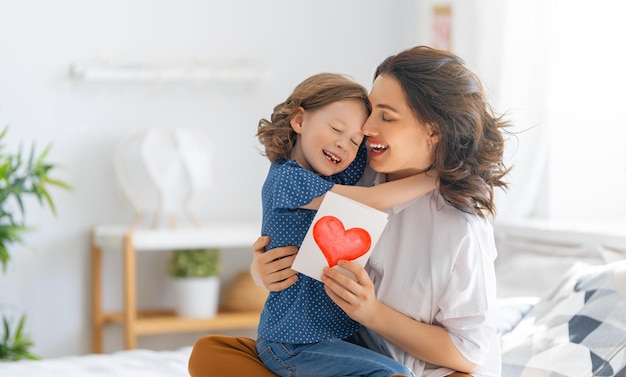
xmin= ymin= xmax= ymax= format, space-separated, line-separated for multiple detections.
xmin=0 ymin=346 xmax=192 ymax=377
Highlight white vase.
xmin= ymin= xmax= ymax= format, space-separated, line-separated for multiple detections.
xmin=172 ymin=276 xmax=220 ymax=318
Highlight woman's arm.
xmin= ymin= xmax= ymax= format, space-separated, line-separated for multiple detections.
xmin=321 ymin=260 xmax=479 ymax=374
xmin=301 ymin=171 xmax=437 ymax=211
xmin=250 ymin=236 xmax=298 ymax=291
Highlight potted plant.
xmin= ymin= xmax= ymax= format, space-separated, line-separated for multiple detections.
xmin=168 ymin=248 xmax=221 ymax=318
xmin=0 ymin=125 xmax=71 ymax=360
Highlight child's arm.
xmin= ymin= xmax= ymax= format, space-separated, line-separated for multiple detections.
xmin=301 ymin=171 xmax=437 ymax=211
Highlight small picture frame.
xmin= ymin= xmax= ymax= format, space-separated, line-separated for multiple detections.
xmin=432 ymin=5 xmax=452 ymax=51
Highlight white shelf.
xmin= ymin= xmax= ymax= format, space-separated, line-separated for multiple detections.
xmin=70 ymin=60 xmax=263 ymax=83
xmin=92 ymin=221 xmax=261 ymax=251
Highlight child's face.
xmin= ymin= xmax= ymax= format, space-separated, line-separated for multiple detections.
xmin=290 ymin=99 xmax=367 ymax=176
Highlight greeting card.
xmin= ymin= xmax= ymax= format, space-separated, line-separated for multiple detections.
xmin=292 ymin=191 xmax=389 ymax=282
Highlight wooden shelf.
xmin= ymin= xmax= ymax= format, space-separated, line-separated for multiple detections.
xmin=102 ymin=309 xmax=261 ymax=335
xmin=90 ymin=222 xmax=262 ymax=352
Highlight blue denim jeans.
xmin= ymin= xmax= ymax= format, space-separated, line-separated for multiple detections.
xmin=257 ymin=337 xmax=414 ymax=377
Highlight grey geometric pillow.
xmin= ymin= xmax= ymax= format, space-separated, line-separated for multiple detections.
xmin=501 ymin=260 xmax=626 ymax=377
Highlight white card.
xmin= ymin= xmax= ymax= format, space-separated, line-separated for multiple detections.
xmin=292 ymin=191 xmax=389 ymax=282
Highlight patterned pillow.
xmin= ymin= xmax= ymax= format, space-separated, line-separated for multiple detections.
xmin=501 ymin=260 xmax=626 ymax=377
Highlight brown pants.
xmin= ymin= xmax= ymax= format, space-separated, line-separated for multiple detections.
xmin=188 ymin=334 xmax=472 ymax=377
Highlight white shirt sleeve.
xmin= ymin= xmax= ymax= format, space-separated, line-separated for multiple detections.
xmin=435 ymin=220 xmax=500 ymax=366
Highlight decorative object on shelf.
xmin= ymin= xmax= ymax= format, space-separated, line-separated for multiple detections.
xmin=221 ymin=270 xmax=268 ymax=313
xmin=168 ymin=248 xmax=221 ymax=318
xmin=0 ymin=125 xmax=71 ymax=361
xmin=113 ymin=127 xmax=214 ymax=229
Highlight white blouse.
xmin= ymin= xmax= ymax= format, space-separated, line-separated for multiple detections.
xmin=363 ymin=173 xmax=501 ymax=377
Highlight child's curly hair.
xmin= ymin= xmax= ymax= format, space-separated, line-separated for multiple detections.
xmin=257 ymin=73 xmax=370 ymax=163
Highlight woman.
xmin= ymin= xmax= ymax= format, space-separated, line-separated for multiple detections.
xmin=189 ymin=45 xmax=510 ymax=377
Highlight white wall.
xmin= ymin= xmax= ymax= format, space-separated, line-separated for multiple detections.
xmin=543 ymin=2 xmax=626 ymax=220
xmin=0 ymin=0 xmax=421 ymax=357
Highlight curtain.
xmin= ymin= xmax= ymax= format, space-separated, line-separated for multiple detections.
xmin=470 ymin=0 xmax=626 ymax=221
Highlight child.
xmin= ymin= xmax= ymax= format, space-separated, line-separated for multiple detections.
xmin=255 ymin=72 xmax=435 ymax=377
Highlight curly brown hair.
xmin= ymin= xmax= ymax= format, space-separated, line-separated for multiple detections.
xmin=374 ymin=46 xmax=511 ymax=218
xmin=257 ymin=73 xmax=370 ymax=163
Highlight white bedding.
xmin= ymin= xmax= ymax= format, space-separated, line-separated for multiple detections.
xmin=0 ymin=346 xmax=192 ymax=377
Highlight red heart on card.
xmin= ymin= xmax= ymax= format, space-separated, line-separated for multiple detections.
xmin=312 ymin=216 xmax=371 ymax=267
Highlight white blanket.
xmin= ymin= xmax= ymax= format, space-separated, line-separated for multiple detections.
xmin=0 ymin=346 xmax=192 ymax=377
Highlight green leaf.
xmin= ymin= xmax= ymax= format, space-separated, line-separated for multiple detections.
xmin=0 ymin=314 xmax=40 ymax=361
xmin=0 ymin=125 xmax=71 ymax=272
xmin=11 ymin=193 xmax=26 ymax=218
xmin=43 ymin=177 xmax=73 ymax=191
xmin=2 ymin=317 xmax=9 ymax=344
xmin=34 ymin=144 xmax=51 ymax=166
xmin=14 ymin=315 xmax=25 ymax=341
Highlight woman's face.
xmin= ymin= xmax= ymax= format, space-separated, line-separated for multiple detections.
xmin=362 ymin=74 xmax=438 ymax=181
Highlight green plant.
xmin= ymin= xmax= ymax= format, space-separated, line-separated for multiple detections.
xmin=0 ymin=125 xmax=71 ymax=361
xmin=168 ymin=248 xmax=221 ymax=278
xmin=0 ymin=313 xmax=38 ymax=361
xmin=0 ymin=125 xmax=71 ymax=271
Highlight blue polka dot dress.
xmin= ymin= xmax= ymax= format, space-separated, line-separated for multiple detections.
xmin=257 ymin=145 xmax=366 ymax=343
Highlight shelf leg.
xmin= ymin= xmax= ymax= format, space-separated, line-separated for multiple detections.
xmin=91 ymin=229 xmax=103 ymax=353
xmin=123 ymin=233 xmax=137 ymax=350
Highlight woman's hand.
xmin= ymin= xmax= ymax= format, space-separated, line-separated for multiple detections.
xmin=250 ymin=236 xmax=299 ymax=292
xmin=324 ymin=260 xmax=479 ymax=374
xmin=321 ymin=260 xmax=382 ymax=326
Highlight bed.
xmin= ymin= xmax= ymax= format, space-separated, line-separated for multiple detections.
xmin=0 ymin=346 xmax=193 ymax=377
xmin=494 ymin=219 xmax=626 ymax=377
xmin=1 ymin=219 xmax=625 ymax=377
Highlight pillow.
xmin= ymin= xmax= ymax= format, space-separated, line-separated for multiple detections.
xmin=494 ymin=235 xmax=612 ymax=298
xmin=500 ymin=260 xmax=626 ymax=377
xmin=497 ymin=296 xmax=539 ymax=335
